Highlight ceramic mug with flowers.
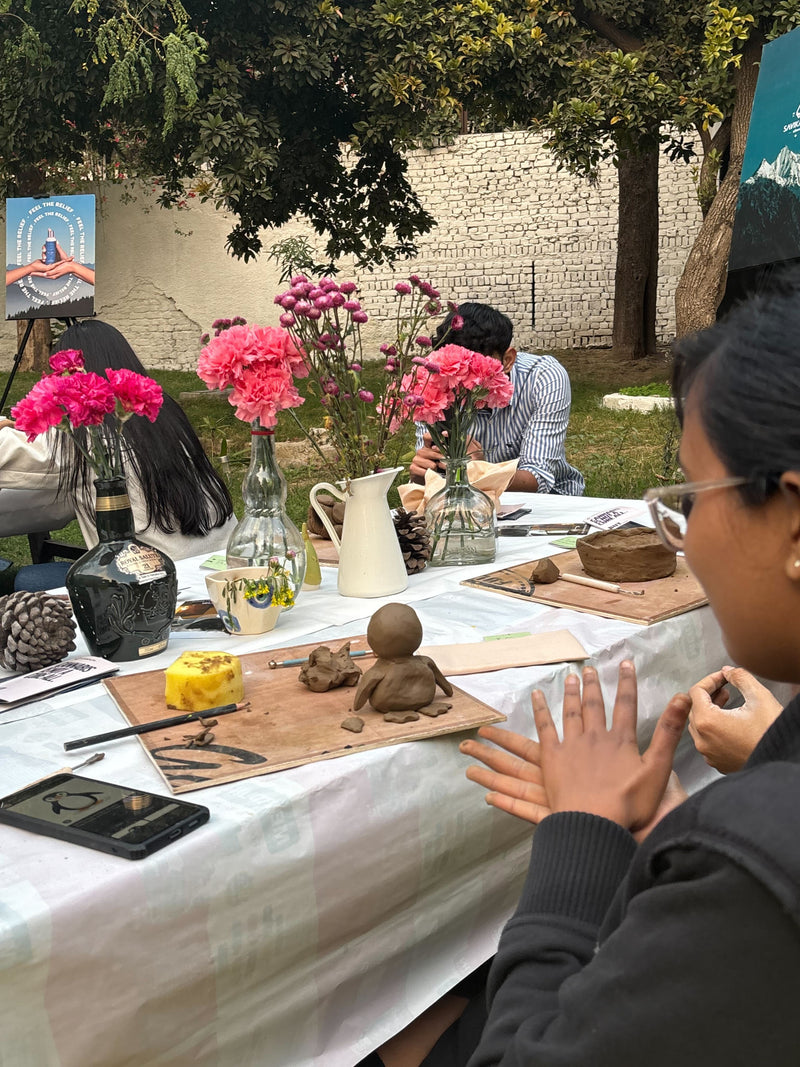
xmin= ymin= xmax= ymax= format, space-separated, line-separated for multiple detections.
xmin=205 ymin=561 xmax=295 ymax=636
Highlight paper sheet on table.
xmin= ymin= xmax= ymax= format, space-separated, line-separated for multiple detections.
xmin=397 ymin=458 xmax=518 ymax=514
xmin=419 ymin=629 xmax=587 ymax=676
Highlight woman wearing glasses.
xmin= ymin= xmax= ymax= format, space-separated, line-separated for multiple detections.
xmin=421 ymin=279 xmax=800 ymax=1067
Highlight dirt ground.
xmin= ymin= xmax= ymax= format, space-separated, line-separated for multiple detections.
xmin=554 ymin=347 xmax=674 ymax=386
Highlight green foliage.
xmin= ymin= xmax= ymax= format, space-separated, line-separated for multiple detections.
xmin=618 ymin=382 xmax=671 ymax=396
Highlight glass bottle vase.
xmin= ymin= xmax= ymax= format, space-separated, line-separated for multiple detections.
xmin=65 ymin=477 xmax=178 ymax=661
xmin=425 ymin=457 xmax=496 ymax=567
xmin=226 ymin=420 xmax=306 ymax=597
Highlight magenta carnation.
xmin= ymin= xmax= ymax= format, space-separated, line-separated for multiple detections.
xmin=106 ymin=369 xmax=163 ymax=422
xmin=49 ymin=349 xmax=85 ymax=374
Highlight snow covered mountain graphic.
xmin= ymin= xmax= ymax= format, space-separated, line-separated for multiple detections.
xmin=730 ymin=145 xmax=800 ymax=270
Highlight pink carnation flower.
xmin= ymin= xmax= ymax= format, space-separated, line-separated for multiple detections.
xmin=57 ymin=372 xmax=116 ymax=427
xmin=11 ymin=380 xmax=65 ymax=439
xmin=106 ymin=369 xmax=163 ymax=422
xmin=229 ymin=366 xmax=305 ymax=427
xmin=49 ymin=349 xmax=85 ymax=375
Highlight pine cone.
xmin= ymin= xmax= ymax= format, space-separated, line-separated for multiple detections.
xmin=0 ymin=592 xmax=77 ymax=673
xmin=306 ymin=494 xmax=346 ymax=541
xmin=393 ymin=508 xmax=432 ymax=575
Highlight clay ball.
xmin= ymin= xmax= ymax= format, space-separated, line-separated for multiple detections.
xmin=367 ymin=603 xmax=423 ymax=659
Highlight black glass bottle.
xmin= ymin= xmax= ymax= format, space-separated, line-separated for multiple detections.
xmin=66 ymin=477 xmax=178 ymax=661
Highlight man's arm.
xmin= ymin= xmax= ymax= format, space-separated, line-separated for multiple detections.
xmin=515 ymin=360 xmax=572 ymax=493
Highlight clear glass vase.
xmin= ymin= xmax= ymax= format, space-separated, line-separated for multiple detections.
xmin=425 ymin=457 xmax=496 ymax=566
xmin=226 ymin=420 xmax=306 ymax=597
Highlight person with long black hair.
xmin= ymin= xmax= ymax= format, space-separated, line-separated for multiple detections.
xmin=365 ymin=273 xmax=800 ymax=1066
xmin=0 ymin=320 xmax=236 ymax=586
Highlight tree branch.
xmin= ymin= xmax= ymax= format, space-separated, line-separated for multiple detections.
xmin=573 ymin=2 xmax=644 ymax=52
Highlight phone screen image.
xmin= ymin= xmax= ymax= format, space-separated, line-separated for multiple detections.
xmin=0 ymin=773 xmax=209 ymax=859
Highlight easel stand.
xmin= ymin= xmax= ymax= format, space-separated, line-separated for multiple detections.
xmin=0 ymin=316 xmax=78 ymax=416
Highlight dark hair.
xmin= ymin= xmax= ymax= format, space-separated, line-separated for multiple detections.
xmin=54 ymin=320 xmax=233 ymax=535
xmin=671 ymin=271 xmax=800 ymax=507
xmin=432 ymin=302 xmax=513 ymax=357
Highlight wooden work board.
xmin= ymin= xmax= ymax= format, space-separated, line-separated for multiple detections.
xmin=462 ymin=550 xmax=707 ymax=625
xmin=103 ymin=635 xmax=505 ymax=794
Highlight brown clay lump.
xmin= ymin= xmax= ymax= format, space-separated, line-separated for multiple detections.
xmin=353 ymin=603 xmax=453 ymax=716
xmin=529 ymin=558 xmax=560 ymax=584
xmin=299 ymin=642 xmax=363 ymax=692
xmin=341 ymin=715 xmax=365 ymax=733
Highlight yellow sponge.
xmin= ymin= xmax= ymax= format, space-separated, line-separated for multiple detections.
xmin=164 ymin=650 xmax=244 ymax=712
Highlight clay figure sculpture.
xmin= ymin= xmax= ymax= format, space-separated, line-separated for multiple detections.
xmin=299 ymin=642 xmax=363 ymax=692
xmin=353 ymin=603 xmax=453 ymax=720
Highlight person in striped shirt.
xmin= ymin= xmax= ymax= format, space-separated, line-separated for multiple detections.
xmin=409 ymin=303 xmax=585 ymax=494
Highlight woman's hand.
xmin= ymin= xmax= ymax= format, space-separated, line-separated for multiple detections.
xmin=461 ymin=725 xmax=549 ymax=823
xmin=533 ymin=663 xmax=690 ymax=832
xmin=688 ymin=666 xmax=782 ymax=774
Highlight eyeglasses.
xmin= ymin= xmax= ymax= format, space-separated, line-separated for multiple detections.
xmin=643 ymin=476 xmax=749 ymax=550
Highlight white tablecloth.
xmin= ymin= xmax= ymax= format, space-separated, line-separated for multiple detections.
xmin=0 ymin=496 xmax=764 ymax=1067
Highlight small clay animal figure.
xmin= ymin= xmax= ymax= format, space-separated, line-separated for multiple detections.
xmin=353 ymin=603 xmax=453 ymax=719
xmin=299 ymin=642 xmax=363 ymax=692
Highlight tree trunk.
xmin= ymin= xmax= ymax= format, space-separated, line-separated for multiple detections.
xmin=612 ymin=146 xmax=659 ymax=359
xmin=15 ymin=319 xmax=52 ymax=372
xmin=674 ymin=33 xmax=763 ymax=337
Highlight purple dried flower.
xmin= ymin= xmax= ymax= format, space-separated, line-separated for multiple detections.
xmin=323 ymin=379 xmax=340 ymax=397
xmin=451 ymin=314 xmax=464 ymax=330
xmin=307 ymin=307 xmax=322 ymax=320
xmin=380 ymin=343 xmax=397 ymax=356
xmin=330 ymin=293 xmax=346 ymax=308
xmin=200 ymin=332 xmax=210 ymax=345
xmin=343 ymin=300 xmax=361 ymax=312
xmin=349 ymin=362 xmax=363 ymax=372
xmin=273 ymin=293 xmax=284 ymax=305
xmin=384 ymin=360 xmax=398 ymax=372
xmin=352 ymin=311 xmax=368 ymax=323
xmin=290 ymin=274 xmax=309 ymax=286
xmin=415 ymin=335 xmax=432 ymax=347
xmin=308 ymin=287 xmax=323 ymax=300
xmin=280 ymin=294 xmax=297 ymax=309
xmin=426 ymin=300 xmax=441 ymax=315
xmin=409 ymin=274 xmax=421 ymax=285
xmin=420 ymin=283 xmax=440 ymax=299
xmin=394 ymin=282 xmax=412 ymax=295
xmin=279 ymin=312 xmax=296 ymax=327
xmin=358 ymin=389 xmax=374 ymax=402
xmin=339 ymin=281 xmax=357 ymax=294
xmin=320 ymin=278 xmax=338 ymax=291
xmin=294 ymin=300 xmax=312 ymax=315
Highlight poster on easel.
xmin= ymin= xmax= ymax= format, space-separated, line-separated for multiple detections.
xmin=4 ymin=194 xmax=95 ymax=320
xmin=729 ymin=26 xmax=800 ymax=272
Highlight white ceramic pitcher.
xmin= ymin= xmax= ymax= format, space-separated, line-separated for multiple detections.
xmin=309 ymin=467 xmax=408 ymax=598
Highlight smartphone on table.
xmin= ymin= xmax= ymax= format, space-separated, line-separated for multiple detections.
xmin=0 ymin=773 xmax=209 ymax=859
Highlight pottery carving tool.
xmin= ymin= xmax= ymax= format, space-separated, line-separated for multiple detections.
xmin=268 ymin=649 xmax=375 ymax=669
xmin=529 ymin=559 xmax=645 ymax=598
xmin=64 ymin=701 xmax=251 ymax=751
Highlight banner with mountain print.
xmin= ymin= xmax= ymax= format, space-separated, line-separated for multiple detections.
xmin=729 ymin=26 xmax=800 ymax=271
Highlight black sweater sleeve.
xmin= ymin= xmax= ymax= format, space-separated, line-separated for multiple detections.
xmin=468 ymin=811 xmax=800 ymax=1066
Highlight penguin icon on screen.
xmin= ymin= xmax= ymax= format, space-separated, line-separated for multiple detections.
xmin=43 ymin=790 xmax=103 ymax=815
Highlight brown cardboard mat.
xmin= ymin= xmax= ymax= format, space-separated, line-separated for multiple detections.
xmin=104 ymin=635 xmax=505 ymax=793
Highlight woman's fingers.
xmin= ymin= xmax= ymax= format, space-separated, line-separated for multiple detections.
xmin=460 ymin=738 xmax=542 ymax=784
xmin=475 ymin=725 xmax=542 ymax=765
xmin=484 ymin=790 xmax=551 ymax=824
xmin=610 ymin=661 xmax=638 ymax=739
xmin=465 ymin=763 xmax=547 ymax=807
xmin=645 ymin=692 xmax=691 ymax=773
xmin=580 ymin=665 xmax=608 ymax=732
xmin=558 ymin=675 xmax=583 ymax=739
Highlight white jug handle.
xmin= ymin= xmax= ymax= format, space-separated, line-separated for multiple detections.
xmin=309 ymin=482 xmax=345 ymax=552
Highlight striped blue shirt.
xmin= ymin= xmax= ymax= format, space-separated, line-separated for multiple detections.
xmin=417 ymin=352 xmax=584 ymax=495
xmin=472 ymin=352 xmax=584 ymax=494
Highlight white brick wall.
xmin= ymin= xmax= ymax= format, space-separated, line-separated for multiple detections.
xmin=0 ymin=130 xmax=702 ymax=370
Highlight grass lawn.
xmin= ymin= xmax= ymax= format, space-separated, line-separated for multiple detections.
xmin=0 ymin=349 xmax=679 ymax=590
